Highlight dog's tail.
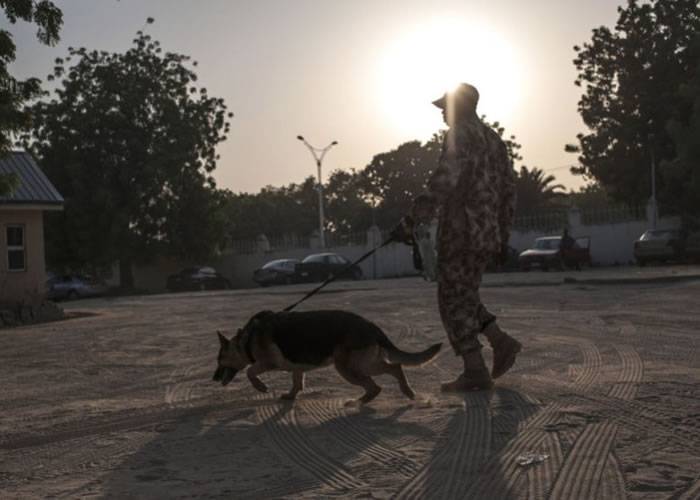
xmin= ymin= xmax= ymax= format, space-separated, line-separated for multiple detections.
xmin=381 ymin=340 xmax=442 ymax=366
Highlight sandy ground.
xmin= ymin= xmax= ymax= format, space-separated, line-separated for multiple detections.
xmin=1 ymin=272 xmax=699 ymax=499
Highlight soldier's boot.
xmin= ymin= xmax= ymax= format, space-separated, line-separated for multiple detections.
xmin=440 ymin=349 xmax=494 ymax=392
xmin=483 ymin=321 xmax=522 ymax=379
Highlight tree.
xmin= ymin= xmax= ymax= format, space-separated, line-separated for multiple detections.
xmin=664 ymin=35 xmax=700 ymax=227
xmin=569 ymin=0 xmax=700 ymax=206
xmin=514 ymin=166 xmax=566 ymax=213
xmin=221 ymin=177 xmax=319 ymax=240
xmin=23 ymin=23 xmax=232 ymax=286
xmin=324 ymin=168 xmax=373 ymax=234
xmin=358 ymin=135 xmax=442 ymax=228
xmin=0 ymin=0 xmax=63 ymax=195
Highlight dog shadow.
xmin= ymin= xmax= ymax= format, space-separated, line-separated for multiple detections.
xmin=92 ymin=394 xmax=434 ymax=499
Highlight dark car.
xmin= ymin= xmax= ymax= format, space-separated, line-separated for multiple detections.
xmin=634 ymin=229 xmax=700 ymax=266
xmin=253 ymin=259 xmax=301 ymax=286
xmin=46 ymin=274 xmax=108 ymax=301
xmin=166 ymin=266 xmax=231 ymax=292
xmin=293 ymin=253 xmax=362 ymax=283
xmin=518 ymin=236 xmax=591 ymax=271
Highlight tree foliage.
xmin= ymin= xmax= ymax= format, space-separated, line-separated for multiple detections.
xmin=569 ymin=0 xmax=700 ymax=206
xmin=223 ymin=119 xmax=561 ymax=239
xmin=0 ymin=0 xmax=63 ymax=195
xmin=514 ymin=166 xmax=566 ymax=213
xmin=23 ymin=24 xmax=232 ymax=285
xmin=664 ymin=35 xmax=700 ymax=226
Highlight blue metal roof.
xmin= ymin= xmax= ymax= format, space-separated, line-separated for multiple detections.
xmin=0 ymin=152 xmax=64 ymax=206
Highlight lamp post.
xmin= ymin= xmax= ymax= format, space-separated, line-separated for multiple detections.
xmin=296 ymin=135 xmax=338 ymax=249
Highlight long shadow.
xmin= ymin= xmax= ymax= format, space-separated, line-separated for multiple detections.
xmin=395 ymin=387 xmax=539 ymax=499
xmin=94 ymin=395 xmax=434 ymax=499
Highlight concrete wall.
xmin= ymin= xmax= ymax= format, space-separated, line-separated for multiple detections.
xmin=128 ymin=236 xmax=417 ymax=292
xmin=128 ymin=208 xmax=680 ymax=292
xmin=509 ymin=212 xmax=681 ymax=266
xmin=0 ymin=209 xmax=47 ymax=304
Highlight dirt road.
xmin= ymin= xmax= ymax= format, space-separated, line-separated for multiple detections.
xmin=1 ymin=278 xmax=699 ymax=499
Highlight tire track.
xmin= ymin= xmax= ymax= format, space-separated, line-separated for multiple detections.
xmin=526 ymin=431 xmax=563 ymax=500
xmin=256 ymin=396 xmax=365 ymax=492
xmin=599 ymin=453 xmax=626 ymax=500
xmin=0 ymin=396 xmax=265 ymax=451
xmin=679 ymin=476 xmax=700 ymax=500
xmin=302 ymin=399 xmax=420 ymax=477
xmin=394 ymin=393 xmax=491 ymax=500
xmin=549 ymin=421 xmax=617 ymax=499
xmin=608 ymin=344 xmax=643 ymax=401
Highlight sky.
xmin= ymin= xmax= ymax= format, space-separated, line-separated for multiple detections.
xmin=7 ymin=0 xmax=622 ymax=194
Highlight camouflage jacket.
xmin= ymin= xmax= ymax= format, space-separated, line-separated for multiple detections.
xmin=412 ymin=116 xmax=516 ymax=252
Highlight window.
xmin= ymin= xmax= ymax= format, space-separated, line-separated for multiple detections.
xmin=7 ymin=225 xmax=25 ymax=272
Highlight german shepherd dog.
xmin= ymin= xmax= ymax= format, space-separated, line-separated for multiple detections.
xmin=213 ymin=310 xmax=442 ymax=404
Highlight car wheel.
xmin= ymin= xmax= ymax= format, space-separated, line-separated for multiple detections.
xmin=67 ymin=290 xmax=78 ymax=300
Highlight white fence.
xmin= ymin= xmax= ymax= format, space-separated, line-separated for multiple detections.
xmin=127 ymin=202 xmax=679 ymax=291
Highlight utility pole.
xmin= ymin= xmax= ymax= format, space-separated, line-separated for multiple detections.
xmin=296 ymin=136 xmax=338 ymax=249
xmin=650 ymin=148 xmax=658 ymax=230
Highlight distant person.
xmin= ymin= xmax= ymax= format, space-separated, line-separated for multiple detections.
xmin=560 ymin=228 xmax=578 ymax=270
xmin=393 ymin=83 xmax=521 ymax=391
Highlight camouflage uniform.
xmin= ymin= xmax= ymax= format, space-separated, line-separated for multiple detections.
xmin=413 ymin=115 xmax=516 ymax=354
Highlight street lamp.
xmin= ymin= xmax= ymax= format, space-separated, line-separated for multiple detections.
xmin=297 ymin=135 xmax=338 ymax=248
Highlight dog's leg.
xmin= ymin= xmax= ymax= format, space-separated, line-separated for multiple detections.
xmin=383 ymin=363 xmax=416 ymax=400
xmin=335 ymin=360 xmax=381 ymax=405
xmin=247 ymin=363 xmax=269 ymax=393
xmin=280 ymin=371 xmax=305 ymax=400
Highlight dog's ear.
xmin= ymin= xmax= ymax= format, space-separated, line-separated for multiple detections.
xmin=217 ymin=331 xmax=229 ymax=348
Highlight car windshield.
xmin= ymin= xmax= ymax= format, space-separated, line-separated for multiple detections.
xmin=640 ymin=230 xmax=677 ymax=241
xmin=302 ymin=254 xmax=328 ymax=263
xmin=263 ymin=260 xmax=288 ymax=269
xmin=534 ymin=238 xmax=561 ymax=250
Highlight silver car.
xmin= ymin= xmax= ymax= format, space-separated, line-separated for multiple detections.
xmin=46 ymin=275 xmax=108 ymax=301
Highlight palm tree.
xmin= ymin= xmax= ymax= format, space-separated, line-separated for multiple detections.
xmin=515 ymin=166 xmax=566 ymax=213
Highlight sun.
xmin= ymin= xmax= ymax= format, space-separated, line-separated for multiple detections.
xmin=375 ymin=18 xmax=525 ymax=138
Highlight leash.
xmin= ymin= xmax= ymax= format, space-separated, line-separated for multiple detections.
xmin=282 ymin=236 xmax=396 ymax=312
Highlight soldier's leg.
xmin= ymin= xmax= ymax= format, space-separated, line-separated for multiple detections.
xmin=437 ymin=253 xmax=493 ymax=391
xmin=472 ymin=255 xmax=522 ymax=379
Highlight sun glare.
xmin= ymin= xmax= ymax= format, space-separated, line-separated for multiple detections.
xmin=376 ymin=18 xmax=524 ymax=138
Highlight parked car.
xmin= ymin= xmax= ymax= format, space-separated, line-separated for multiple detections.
xmin=46 ymin=274 xmax=108 ymax=301
xmin=634 ymin=229 xmax=700 ymax=266
xmin=166 ymin=266 xmax=231 ymax=292
xmin=253 ymin=259 xmax=301 ymax=286
xmin=293 ymin=253 xmax=362 ymax=283
xmin=518 ymin=236 xmax=591 ymax=271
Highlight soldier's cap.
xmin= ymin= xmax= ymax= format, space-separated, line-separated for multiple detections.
xmin=432 ymin=83 xmax=480 ymax=109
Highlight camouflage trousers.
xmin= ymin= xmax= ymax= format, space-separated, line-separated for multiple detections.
xmin=437 ymin=250 xmax=496 ymax=355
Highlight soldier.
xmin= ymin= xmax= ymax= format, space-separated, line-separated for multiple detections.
xmin=394 ymin=83 xmax=522 ymax=391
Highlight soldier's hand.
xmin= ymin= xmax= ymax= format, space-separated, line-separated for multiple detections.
xmin=389 ymin=216 xmax=415 ymax=245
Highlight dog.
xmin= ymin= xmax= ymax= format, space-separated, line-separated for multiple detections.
xmin=213 ymin=310 xmax=442 ymax=404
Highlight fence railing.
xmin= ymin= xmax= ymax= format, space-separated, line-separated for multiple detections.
xmin=513 ymin=210 xmax=568 ymax=232
xmin=226 ymin=230 xmax=369 ymax=254
xmin=580 ymin=205 xmax=646 ymax=225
